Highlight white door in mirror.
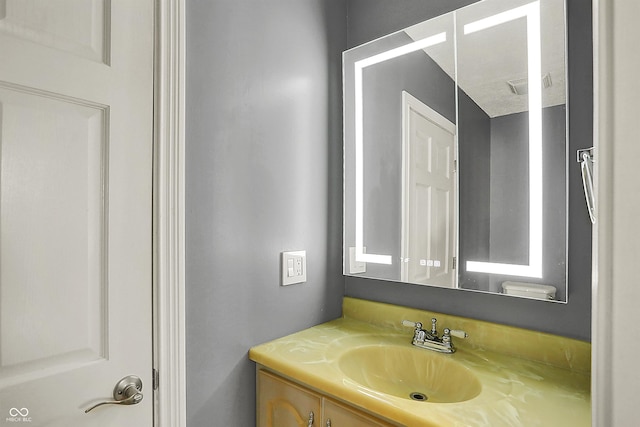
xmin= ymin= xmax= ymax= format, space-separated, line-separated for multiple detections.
xmin=402 ymin=92 xmax=456 ymax=288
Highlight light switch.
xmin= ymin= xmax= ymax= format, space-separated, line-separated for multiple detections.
xmin=287 ymin=258 xmax=294 ymax=277
xmin=281 ymin=250 xmax=307 ymax=286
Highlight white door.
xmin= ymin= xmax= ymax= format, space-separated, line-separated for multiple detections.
xmin=401 ymin=92 xmax=456 ymax=287
xmin=0 ymin=1 xmax=154 ymax=426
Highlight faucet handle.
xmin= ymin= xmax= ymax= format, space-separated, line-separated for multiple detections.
xmin=449 ymin=329 xmax=468 ymax=339
xmin=443 ymin=328 xmax=468 ymax=339
xmin=402 ymin=320 xmax=423 ymax=330
xmin=402 ymin=320 xmax=426 ymax=343
xmin=440 ymin=328 xmax=467 ymax=352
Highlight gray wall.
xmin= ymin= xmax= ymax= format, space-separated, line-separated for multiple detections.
xmin=347 ymin=0 xmax=477 ymax=47
xmin=457 ymin=89 xmax=492 ymax=292
xmin=186 ymin=1 xmax=346 ymax=425
xmin=345 ymin=0 xmax=593 ymax=341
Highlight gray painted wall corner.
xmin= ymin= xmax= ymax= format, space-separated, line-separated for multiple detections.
xmin=186 ymin=1 xmax=347 ymax=425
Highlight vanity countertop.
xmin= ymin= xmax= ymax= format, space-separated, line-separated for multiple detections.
xmin=249 ymin=298 xmax=591 ymax=427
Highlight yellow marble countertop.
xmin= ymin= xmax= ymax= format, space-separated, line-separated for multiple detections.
xmin=249 ymin=298 xmax=591 ymax=427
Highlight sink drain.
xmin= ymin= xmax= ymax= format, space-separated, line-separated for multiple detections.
xmin=409 ymin=392 xmax=428 ymax=402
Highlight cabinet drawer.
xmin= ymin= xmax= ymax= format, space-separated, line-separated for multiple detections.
xmin=324 ymin=398 xmax=396 ymax=427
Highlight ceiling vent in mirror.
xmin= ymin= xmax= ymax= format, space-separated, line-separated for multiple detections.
xmin=507 ymin=73 xmax=553 ymax=95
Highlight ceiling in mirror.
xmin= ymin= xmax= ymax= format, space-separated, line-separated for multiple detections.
xmin=343 ymin=0 xmax=568 ymax=302
xmin=406 ymin=0 xmax=566 ymax=117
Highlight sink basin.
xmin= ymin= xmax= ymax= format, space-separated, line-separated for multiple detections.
xmin=338 ymin=345 xmax=481 ymax=403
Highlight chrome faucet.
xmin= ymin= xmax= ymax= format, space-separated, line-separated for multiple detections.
xmin=402 ymin=318 xmax=468 ymax=354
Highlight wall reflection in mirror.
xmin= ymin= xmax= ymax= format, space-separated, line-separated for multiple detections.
xmin=343 ymin=0 xmax=568 ymax=302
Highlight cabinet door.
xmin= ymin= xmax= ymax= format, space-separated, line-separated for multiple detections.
xmin=258 ymin=370 xmax=322 ymax=427
xmin=324 ymin=399 xmax=397 ymax=427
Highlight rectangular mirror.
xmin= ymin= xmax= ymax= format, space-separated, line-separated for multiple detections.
xmin=343 ymin=0 xmax=568 ymax=302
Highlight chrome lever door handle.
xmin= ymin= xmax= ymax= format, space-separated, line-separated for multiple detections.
xmin=85 ymin=375 xmax=143 ymax=413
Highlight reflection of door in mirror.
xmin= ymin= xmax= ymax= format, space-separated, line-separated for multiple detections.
xmin=401 ymin=92 xmax=456 ymax=288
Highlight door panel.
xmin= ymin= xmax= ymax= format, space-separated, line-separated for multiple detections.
xmin=0 ymin=85 xmax=108 ymax=380
xmin=402 ymin=92 xmax=456 ymax=287
xmin=0 ymin=0 xmax=109 ymax=63
xmin=0 ymin=1 xmax=153 ymax=425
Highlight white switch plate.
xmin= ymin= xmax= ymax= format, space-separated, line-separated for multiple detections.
xmin=281 ymin=250 xmax=307 ymax=286
xmin=348 ymin=247 xmax=366 ymax=274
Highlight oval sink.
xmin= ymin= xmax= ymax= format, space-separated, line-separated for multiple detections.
xmin=338 ymin=345 xmax=481 ymax=403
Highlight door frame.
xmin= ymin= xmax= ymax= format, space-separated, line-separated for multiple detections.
xmin=592 ymin=0 xmax=640 ymax=425
xmin=400 ymin=91 xmax=457 ymax=286
xmin=153 ymin=0 xmax=187 ymax=426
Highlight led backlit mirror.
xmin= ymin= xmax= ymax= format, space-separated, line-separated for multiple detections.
xmin=343 ymin=0 xmax=568 ymax=302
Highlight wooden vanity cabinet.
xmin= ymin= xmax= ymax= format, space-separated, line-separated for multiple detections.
xmin=258 ymin=369 xmax=321 ymax=426
xmin=257 ymin=369 xmax=397 ymax=427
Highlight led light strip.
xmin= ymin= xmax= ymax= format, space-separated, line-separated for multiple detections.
xmin=464 ymin=1 xmax=543 ymax=278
